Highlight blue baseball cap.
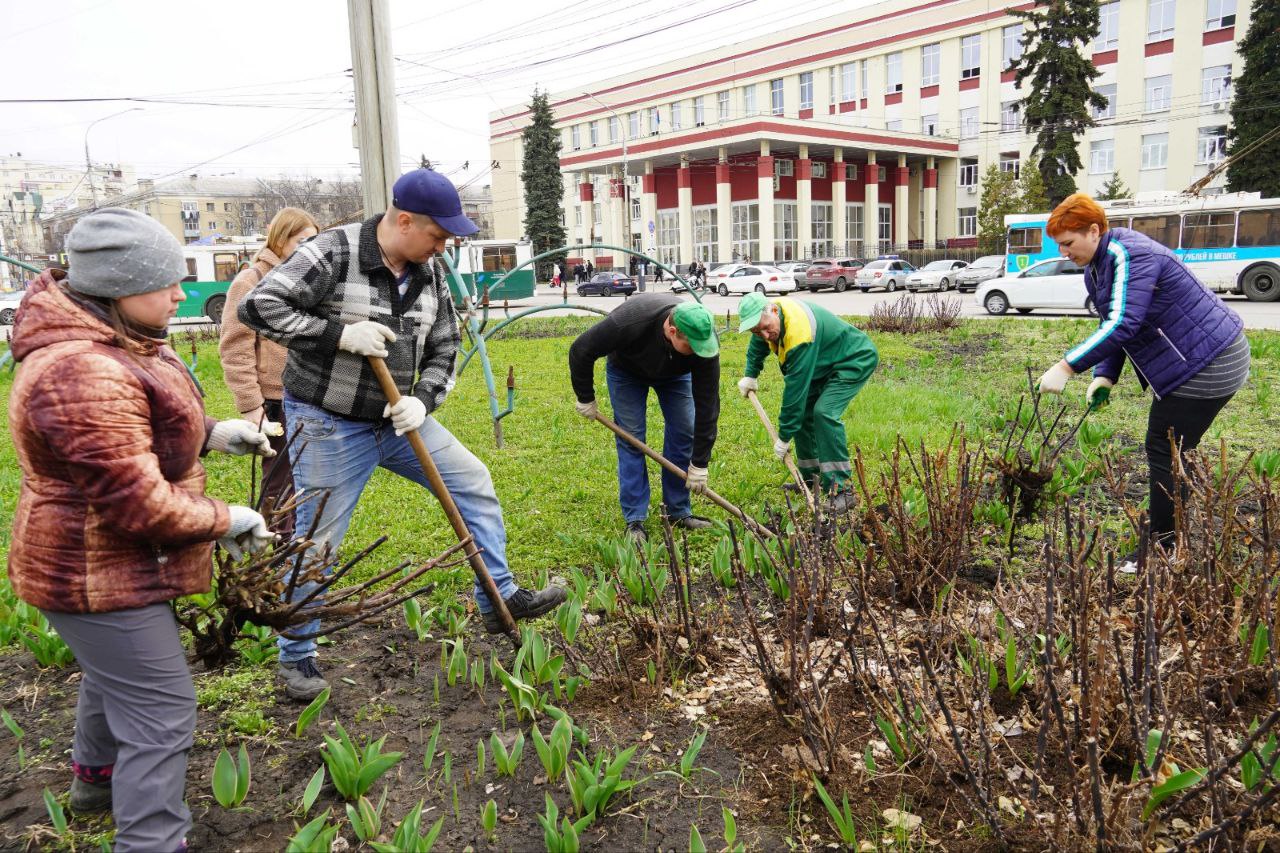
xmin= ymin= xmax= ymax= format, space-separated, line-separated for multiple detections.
xmin=391 ymin=169 xmax=479 ymax=236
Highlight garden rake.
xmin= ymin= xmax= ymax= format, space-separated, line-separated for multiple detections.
xmin=745 ymin=389 xmax=815 ymax=511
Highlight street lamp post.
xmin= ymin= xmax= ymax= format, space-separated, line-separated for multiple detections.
xmin=581 ymin=92 xmax=629 ymax=264
xmin=84 ymin=108 xmax=142 ymax=210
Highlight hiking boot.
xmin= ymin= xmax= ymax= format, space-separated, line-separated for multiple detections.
xmin=672 ymin=514 xmax=713 ymax=531
xmin=482 ymin=585 xmax=569 ymax=634
xmin=278 ymin=657 xmax=329 ymax=702
xmin=825 ymin=490 xmax=857 ymax=515
xmin=625 ymin=520 xmax=648 ymax=545
xmin=69 ymin=777 xmax=112 ymax=813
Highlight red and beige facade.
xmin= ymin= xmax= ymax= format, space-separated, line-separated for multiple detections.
xmin=488 ymin=0 xmax=1248 ymax=268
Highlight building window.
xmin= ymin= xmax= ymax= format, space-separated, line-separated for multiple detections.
xmin=1198 ymin=126 xmax=1228 ymax=164
xmin=884 ymin=54 xmax=902 ymax=93
xmin=1095 ymin=1 xmax=1120 ymax=49
xmin=1147 ymin=0 xmax=1175 ymax=41
xmin=799 ymin=72 xmax=813 ymax=109
xmin=829 ymin=67 xmax=838 ymax=105
xmin=861 ymin=62 xmax=868 ymax=98
xmin=656 ymin=210 xmax=680 ymax=265
xmin=878 ymin=204 xmax=892 ymax=251
xmin=770 ymin=79 xmax=784 ymax=115
xmin=845 ymin=203 xmax=864 ymax=254
xmin=144 ymin=203 xmax=152 ymax=216
xmin=1093 ymin=83 xmax=1117 ymax=120
xmin=571 ymin=125 xmax=581 ymax=150
xmin=961 ymin=34 xmax=981 ymax=79
xmin=811 ymin=202 xmax=833 ymax=257
xmin=575 ymin=207 xmax=582 ymax=227
xmin=731 ymin=202 xmax=759 ymax=262
xmin=691 ymin=206 xmax=717 ymax=263
xmin=208 ymin=220 xmax=217 ymax=230
xmin=1001 ymin=101 xmax=1021 ymax=133
xmin=812 ymin=162 xmax=827 ymax=178
xmin=608 ymin=115 xmax=620 ymax=143
xmin=648 ymin=107 xmax=660 ymax=135
xmin=776 ymin=159 xmax=795 ymax=177
xmin=1002 ymin=24 xmax=1023 ymax=67
xmin=921 ymin=43 xmax=940 ymax=86
xmin=841 ymin=62 xmax=856 ymax=101
xmin=922 ymin=114 xmax=939 ymax=136
xmin=846 ymin=164 xmax=860 ymax=181
xmin=243 ymin=215 xmax=257 ymax=232
xmin=589 ymin=121 xmax=599 ymax=147
xmin=627 ymin=111 xmax=639 ymax=139
xmin=223 ymin=202 xmax=232 ymax=212
xmin=886 ymin=119 xmax=903 ymax=131
xmin=206 ymin=202 xmax=215 ymax=212
xmin=1206 ymin=0 xmax=1235 ymax=29
xmin=958 ymin=207 xmax=977 ymax=237
xmin=718 ymin=90 xmax=730 ymax=121
xmin=1000 ymin=153 xmax=1021 ymax=178
xmin=694 ymin=96 xmax=706 ymax=126
xmin=742 ymin=85 xmax=757 ymax=116
xmin=1090 ymin=139 xmax=1115 ymax=173
xmin=1145 ymin=75 xmax=1172 ymax=112
xmin=1141 ymin=133 xmax=1169 ymax=169
xmin=774 ymin=202 xmax=799 ymax=261
xmin=960 ymin=107 xmax=979 ymax=139
xmin=1201 ymin=65 xmax=1232 ymax=106
xmin=960 ymin=158 xmax=979 ymax=186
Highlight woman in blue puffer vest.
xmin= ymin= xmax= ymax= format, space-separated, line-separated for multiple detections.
xmin=1035 ymin=193 xmax=1249 ymax=562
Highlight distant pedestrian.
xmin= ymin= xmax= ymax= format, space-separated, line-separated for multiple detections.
xmin=586 ymin=260 xmax=595 ymax=278
xmin=653 ymin=263 xmax=664 ymax=285
xmin=551 ymin=262 xmax=562 ymax=288
xmin=574 ymin=262 xmax=585 ymax=285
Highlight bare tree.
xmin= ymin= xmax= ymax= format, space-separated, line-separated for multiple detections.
xmin=253 ymin=176 xmax=364 ymax=230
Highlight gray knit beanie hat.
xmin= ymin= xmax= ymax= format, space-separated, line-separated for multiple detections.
xmin=65 ymin=208 xmax=188 ymax=298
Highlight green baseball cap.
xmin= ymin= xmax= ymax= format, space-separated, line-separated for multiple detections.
xmin=671 ymin=301 xmax=719 ymax=358
xmin=737 ymin=292 xmax=770 ymax=332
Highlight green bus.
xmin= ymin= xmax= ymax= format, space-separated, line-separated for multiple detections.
xmin=447 ymin=240 xmax=536 ymax=306
xmin=179 ymin=242 xmax=263 ymax=323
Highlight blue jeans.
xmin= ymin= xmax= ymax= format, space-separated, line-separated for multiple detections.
xmin=278 ymin=394 xmax=517 ymax=662
xmin=605 ymin=362 xmax=694 ymax=524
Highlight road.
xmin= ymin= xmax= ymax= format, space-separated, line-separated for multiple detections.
xmin=480 ymin=285 xmax=1280 ymax=330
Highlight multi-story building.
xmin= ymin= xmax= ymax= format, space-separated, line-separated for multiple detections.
xmin=488 ymin=0 xmax=1248 ymax=268
xmin=461 ymin=184 xmax=495 ymax=240
xmin=1 ymin=156 xmax=136 ymax=257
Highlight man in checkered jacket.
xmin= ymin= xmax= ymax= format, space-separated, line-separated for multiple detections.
xmin=240 ymin=169 xmax=565 ymax=702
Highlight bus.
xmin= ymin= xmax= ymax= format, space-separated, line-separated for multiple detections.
xmin=446 ymin=239 xmax=536 ymax=306
xmin=179 ymin=241 xmax=264 ymax=323
xmin=1005 ymin=193 xmax=1280 ymax=301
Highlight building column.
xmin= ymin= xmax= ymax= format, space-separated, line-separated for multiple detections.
xmin=641 ymin=161 xmax=658 ymax=259
xmin=678 ymin=157 xmax=694 ymax=267
xmin=757 ymin=140 xmax=774 ymax=263
xmin=894 ymin=154 xmax=909 ymax=251
xmin=862 ymin=152 xmax=878 ymax=255
xmin=832 ymin=148 xmax=847 ymax=256
xmin=923 ymin=156 xmax=938 ymax=249
xmin=609 ymin=165 xmax=626 ymax=269
xmin=579 ymin=175 xmax=595 ymax=260
xmin=796 ymin=143 xmax=811 ymax=260
xmin=716 ymin=147 xmax=732 ymax=264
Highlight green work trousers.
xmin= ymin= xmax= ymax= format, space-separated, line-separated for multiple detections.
xmin=792 ymin=371 xmax=870 ymax=493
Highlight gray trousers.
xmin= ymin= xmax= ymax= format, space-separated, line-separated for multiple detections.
xmin=44 ymin=603 xmax=195 ymax=853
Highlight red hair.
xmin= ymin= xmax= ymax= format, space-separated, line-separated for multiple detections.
xmin=1047 ymin=193 xmax=1109 ymax=237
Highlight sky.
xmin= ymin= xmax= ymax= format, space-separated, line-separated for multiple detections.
xmin=3 ymin=0 xmax=879 ymax=192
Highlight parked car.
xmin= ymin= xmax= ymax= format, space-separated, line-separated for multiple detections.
xmin=955 ymin=255 xmax=1006 ymax=292
xmin=776 ymin=261 xmax=811 ymax=279
xmin=0 ymin=288 xmax=25 ymax=325
xmin=855 ymin=258 xmax=916 ymax=292
xmin=707 ymin=263 xmax=750 ymax=291
xmin=577 ymin=271 xmax=637 ymax=297
xmin=905 ymin=259 xmax=969 ymax=292
xmin=714 ymin=265 xmax=797 ymax=296
xmin=974 ymin=257 xmax=1096 ymax=316
xmin=802 ymin=257 xmax=865 ymax=292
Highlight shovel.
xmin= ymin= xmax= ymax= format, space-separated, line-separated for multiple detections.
xmin=592 ymin=412 xmax=775 ymax=539
xmin=745 ymin=390 xmax=815 ymax=511
xmin=367 ymin=356 xmax=519 ymax=643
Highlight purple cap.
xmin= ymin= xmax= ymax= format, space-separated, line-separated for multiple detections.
xmin=391 ymin=169 xmax=479 ymax=236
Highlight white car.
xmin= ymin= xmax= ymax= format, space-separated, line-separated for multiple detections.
xmin=975 ymin=257 xmax=1097 ymax=316
xmin=855 ymin=258 xmax=916 ymax=292
xmin=905 ymin=259 xmax=969 ymax=292
xmin=0 ymin=288 xmax=26 ymax=325
xmin=714 ymin=264 xmax=797 ymax=295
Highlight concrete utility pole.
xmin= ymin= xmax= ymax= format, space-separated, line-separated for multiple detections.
xmin=347 ymin=0 xmax=401 ymax=216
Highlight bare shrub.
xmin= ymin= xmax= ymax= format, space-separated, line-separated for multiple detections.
xmin=865 ymin=292 xmax=963 ymax=334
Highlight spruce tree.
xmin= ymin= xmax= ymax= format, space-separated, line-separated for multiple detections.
xmin=1096 ymin=172 xmax=1133 ymax=200
xmin=977 ymin=164 xmax=1021 ymax=253
xmin=1009 ymin=0 xmax=1107 ymax=207
xmin=1226 ymin=0 xmax=1280 ymax=195
xmin=520 ymin=90 xmax=567 ymax=280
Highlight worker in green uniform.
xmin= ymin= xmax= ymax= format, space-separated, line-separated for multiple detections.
xmin=736 ymin=292 xmax=879 ymax=511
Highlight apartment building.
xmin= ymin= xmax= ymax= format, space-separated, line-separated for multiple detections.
xmin=487 ymin=0 xmax=1248 ymax=267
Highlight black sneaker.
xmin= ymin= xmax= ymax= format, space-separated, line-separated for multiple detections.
xmin=69 ymin=777 xmax=112 ymax=812
xmin=672 ymin=514 xmax=713 ymax=530
xmin=826 ymin=490 xmax=857 ymax=514
xmin=278 ymin=657 xmax=329 ymax=702
xmin=625 ymin=520 xmax=648 ymax=544
xmin=483 ymin=586 xmax=569 ymax=634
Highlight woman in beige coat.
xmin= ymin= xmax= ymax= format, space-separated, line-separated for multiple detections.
xmin=219 ymin=207 xmax=318 ymax=536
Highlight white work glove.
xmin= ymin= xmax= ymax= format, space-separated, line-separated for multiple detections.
xmin=218 ymin=505 xmax=275 ymax=561
xmin=208 ymin=419 xmax=276 ymax=457
xmin=241 ymin=407 xmax=284 ymax=438
xmin=686 ymin=465 xmax=709 ymax=494
xmin=1087 ymin=376 xmax=1114 ymax=409
xmin=1036 ymin=361 xmax=1074 ymax=395
xmin=382 ymin=396 xmax=427 ymax=436
xmin=338 ymin=320 xmax=397 ymax=358
xmin=575 ymin=399 xmax=598 ymax=419
xmin=737 ymin=376 xmax=759 ymax=398
xmin=774 ymin=438 xmax=790 ymax=462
